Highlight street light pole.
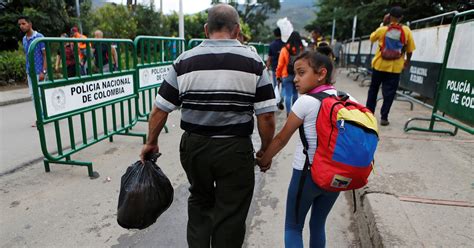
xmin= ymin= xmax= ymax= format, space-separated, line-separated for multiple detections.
xmin=179 ymin=0 xmax=184 ymax=38
xmin=352 ymin=15 xmax=357 ymax=42
xmin=331 ymin=16 xmax=336 ymax=44
xmin=75 ymin=0 xmax=83 ymax=34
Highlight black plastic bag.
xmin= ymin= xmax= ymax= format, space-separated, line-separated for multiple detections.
xmin=117 ymin=153 xmax=174 ymax=229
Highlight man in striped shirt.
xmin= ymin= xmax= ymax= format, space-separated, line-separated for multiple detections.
xmin=140 ymin=4 xmax=276 ymax=247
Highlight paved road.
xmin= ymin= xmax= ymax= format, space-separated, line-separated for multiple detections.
xmin=0 ymin=96 xmax=360 ymax=247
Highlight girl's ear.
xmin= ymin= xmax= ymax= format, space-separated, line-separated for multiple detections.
xmin=318 ymin=67 xmax=328 ymax=82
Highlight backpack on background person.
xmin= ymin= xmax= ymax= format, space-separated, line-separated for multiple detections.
xmin=286 ymin=46 xmax=302 ymax=75
xmin=380 ymin=23 xmax=406 ymax=60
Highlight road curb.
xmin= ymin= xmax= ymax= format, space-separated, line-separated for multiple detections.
xmin=0 ymin=97 xmax=31 ymax=106
xmin=355 ymin=189 xmax=424 ymax=247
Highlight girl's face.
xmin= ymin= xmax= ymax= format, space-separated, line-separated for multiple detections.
xmin=293 ymin=59 xmax=327 ymax=94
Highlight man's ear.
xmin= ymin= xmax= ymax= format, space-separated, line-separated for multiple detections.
xmin=204 ymin=23 xmax=209 ymax=38
xmin=232 ymin=23 xmax=241 ymax=39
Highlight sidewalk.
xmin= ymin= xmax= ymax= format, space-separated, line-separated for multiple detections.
xmin=0 ymin=71 xmax=473 ymax=247
xmin=335 ymin=68 xmax=474 ymax=247
xmin=0 ymin=87 xmax=31 ymax=106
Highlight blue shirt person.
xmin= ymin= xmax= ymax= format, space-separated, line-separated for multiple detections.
xmin=18 ymin=16 xmax=46 ymax=98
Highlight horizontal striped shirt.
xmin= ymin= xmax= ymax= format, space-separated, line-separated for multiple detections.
xmin=155 ymin=39 xmax=277 ymax=136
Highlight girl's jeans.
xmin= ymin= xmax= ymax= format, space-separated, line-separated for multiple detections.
xmin=282 ymin=75 xmax=298 ymax=114
xmin=285 ymin=169 xmax=340 ymax=248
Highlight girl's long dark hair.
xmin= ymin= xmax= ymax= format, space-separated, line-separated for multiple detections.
xmin=295 ymin=51 xmax=334 ymax=85
xmin=286 ymin=31 xmax=303 ymax=55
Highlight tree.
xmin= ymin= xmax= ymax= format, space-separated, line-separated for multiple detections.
xmin=211 ymin=0 xmax=280 ymax=41
xmin=306 ymin=0 xmax=459 ymax=41
xmin=134 ymin=5 xmax=164 ymax=36
xmin=90 ymin=4 xmax=137 ymax=39
xmin=184 ymin=11 xmax=208 ymax=40
xmin=0 ymin=0 xmax=71 ymax=51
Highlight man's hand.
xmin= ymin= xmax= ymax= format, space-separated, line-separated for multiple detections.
xmin=276 ymin=77 xmax=282 ymax=83
xmin=256 ymin=150 xmax=272 ymax=172
xmin=39 ymin=72 xmax=45 ymax=81
xmin=140 ymin=144 xmax=159 ymax=164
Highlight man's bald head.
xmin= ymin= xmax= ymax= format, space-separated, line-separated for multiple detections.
xmin=94 ymin=30 xmax=104 ymax=38
xmin=206 ymin=4 xmax=240 ymax=34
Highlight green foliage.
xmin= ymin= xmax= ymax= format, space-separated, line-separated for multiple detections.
xmin=306 ymin=0 xmax=459 ymax=41
xmin=134 ymin=5 xmax=164 ymax=36
xmin=1 ymin=0 xmax=70 ymax=51
xmin=0 ymin=48 xmax=27 ymax=84
xmin=184 ymin=12 xmax=208 ymax=40
xmin=211 ymin=0 xmax=280 ymax=41
xmin=22 ymin=0 xmax=70 ymax=37
xmin=90 ymin=4 xmax=137 ymax=38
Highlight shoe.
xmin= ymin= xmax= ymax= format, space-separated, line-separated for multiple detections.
xmin=380 ymin=119 xmax=390 ymax=126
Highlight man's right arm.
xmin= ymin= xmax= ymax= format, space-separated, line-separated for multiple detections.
xmin=140 ymin=105 xmax=169 ymax=163
xmin=370 ymin=27 xmax=383 ymax=43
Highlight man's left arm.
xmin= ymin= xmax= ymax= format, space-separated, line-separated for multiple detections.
xmin=256 ymin=112 xmax=275 ymax=156
xmin=254 ymin=67 xmax=277 ymax=158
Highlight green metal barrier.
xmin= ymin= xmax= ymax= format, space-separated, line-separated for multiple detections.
xmin=134 ymin=36 xmax=185 ymax=126
xmin=404 ymin=10 xmax=474 ymax=135
xmin=248 ymin=42 xmax=269 ymax=61
xmin=28 ymin=37 xmax=146 ymax=178
xmin=187 ymin=38 xmax=206 ymax=50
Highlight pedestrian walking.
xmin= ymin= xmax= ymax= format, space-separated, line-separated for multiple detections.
xmin=365 ymin=6 xmax=416 ymax=126
xmin=55 ymin=33 xmax=77 ymax=77
xmin=267 ymin=27 xmax=285 ymax=110
xmin=276 ymin=31 xmax=304 ymax=115
xmin=18 ymin=15 xmax=46 ymax=127
xmin=92 ymin=30 xmax=117 ymax=73
xmin=140 ymin=4 xmax=276 ymax=248
xmin=258 ymin=50 xmax=355 ymax=247
xmin=331 ymin=38 xmax=342 ymax=66
xmin=70 ymin=27 xmax=88 ymax=75
xmin=309 ymin=26 xmax=326 ymax=51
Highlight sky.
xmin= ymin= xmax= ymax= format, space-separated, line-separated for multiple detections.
xmin=107 ymin=0 xmax=210 ymax=14
xmin=107 ymin=0 xmax=263 ymax=14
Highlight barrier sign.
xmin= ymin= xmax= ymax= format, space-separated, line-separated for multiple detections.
xmin=138 ymin=65 xmax=172 ymax=88
xmin=359 ymin=39 xmax=372 ymax=68
xmin=400 ymin=25 xmax=450 ymax=98
xmin=437 ymin=20 xmax=474 ymax=124
xmin=349 ymin=41 xmax=359 ymax=64
xmin=44 ymin=74 xmax=134 ymax=117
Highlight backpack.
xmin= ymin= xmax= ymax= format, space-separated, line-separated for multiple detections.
xmin=295 ymin=91 xmax=378 ymax=220
xmin=286 ymin=46 xmax=301 ymax=75
xmin=300 ymin=91 xmax=378 ymax=191
xmin=380 ymin=23 xmax=406 ymax=60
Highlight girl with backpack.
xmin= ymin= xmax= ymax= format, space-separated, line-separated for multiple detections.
xmin=258 ymin=50 xmax=358 ymax=248
xmin=276 ymin=31 xmax=304 ymax=115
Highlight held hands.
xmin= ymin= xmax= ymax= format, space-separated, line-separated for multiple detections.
xmin=256 ymin=150 xmax=272 ymax=173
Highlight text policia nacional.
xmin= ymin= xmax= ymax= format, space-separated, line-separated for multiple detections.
xmin=71 ymin=77 xmax=132 ymax=103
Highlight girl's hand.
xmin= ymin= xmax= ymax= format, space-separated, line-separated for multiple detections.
xmin=257 ymin=157 xmax=272 ymax=172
